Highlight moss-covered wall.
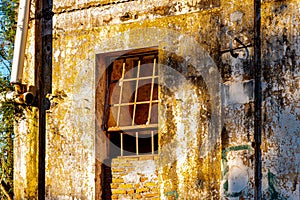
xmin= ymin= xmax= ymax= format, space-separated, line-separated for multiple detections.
xmin=14 ymin=0 xmax=299 ymax=199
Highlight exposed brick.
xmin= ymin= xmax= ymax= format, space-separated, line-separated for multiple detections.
xmin=124 ymin=157 xmax=139 ymax=161
xmin=111 ymin=189 xmax=126 ymax=194
xmin=119 ymin=183 xmax=133 ymax=189
xmin=140 ymin=177 xmax=148 ymax=182
xmin=126 ymin=189 xmax=135 ymax=194
xmin=111 ymin=163 xmax=119 ymax=167
xmin=112 ymin=168 xmax=125 ymax=173
xmin=139 ymin=155 xmax=155 ymax=160
xmin=136 ymin=188 xmax=150 ymax=193
xmin=133 ymin=194 xmax=143 ymax=199
xmin=119 ymin=173 xmax=127 ymax=177
xmin=112 ymin=158 xmax=122 ymax=163
xmin=118 ymin=162 xmax=132 ymax=167
xmin=125 ymin=167 xmax=134 ymax=173
xmin=145 ymin=182 xmax=156 ymax=187
xmin=144 ymin=193 xmax=159 ymax=198
xmin=110 ymin=183 xmax=119 ymax=189
xmin=112 ymin=178 xmax=124 ymax=183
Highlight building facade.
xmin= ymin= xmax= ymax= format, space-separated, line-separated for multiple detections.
xmin=14 ymin=0 xmax=299 ymax=199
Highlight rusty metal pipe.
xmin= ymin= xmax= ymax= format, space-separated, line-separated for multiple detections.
xmin=0 ymin=91 xmax=34 ymax=105
xmin=254 ymin=0 xmax=262 ymax=199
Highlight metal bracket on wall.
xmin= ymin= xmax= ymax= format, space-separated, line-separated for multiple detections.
xmin=229 ymin=37 xmax=250 ymax=60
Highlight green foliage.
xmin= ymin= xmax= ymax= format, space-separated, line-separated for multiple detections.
xmin=0 ymin=0 xmax=18 ymax=75
xmin=0 ymin=0 xmax=18 ymax=199
xmin=0 ymin=88 xmax=14 ymax=200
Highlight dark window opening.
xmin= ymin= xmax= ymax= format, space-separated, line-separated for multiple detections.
xmin=103 ymin=48 xmax=159 ymax=157
xmin=109 ymin=131 xmax=158 ymax=157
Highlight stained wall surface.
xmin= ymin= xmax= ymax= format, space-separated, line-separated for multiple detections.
xmin=14 ymin=0 xmax=299 ymax=199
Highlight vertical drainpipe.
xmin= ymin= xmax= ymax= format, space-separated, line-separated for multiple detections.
xmin=10 ymin=0 xmax=35 ymax=105
xmin=11 ymin=0 xmax=31 ymax=84
xmin=254 ymin=0 xmax=262 ymax=199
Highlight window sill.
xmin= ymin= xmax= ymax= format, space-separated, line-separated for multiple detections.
xmin=117 ymin=154 xmax=158 ymax=160
xmin=108 ymin=123 xmax=158 ymax=132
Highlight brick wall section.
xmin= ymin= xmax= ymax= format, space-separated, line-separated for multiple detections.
xmin=111 ymin=156 xmax=159 ymax=199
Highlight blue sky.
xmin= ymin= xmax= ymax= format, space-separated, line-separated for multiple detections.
xmin=0 ymin=0 xmax=13 ymax=78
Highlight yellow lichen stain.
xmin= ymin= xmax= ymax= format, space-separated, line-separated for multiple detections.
xmin=25 ymin=107 xmax=39 ymax=199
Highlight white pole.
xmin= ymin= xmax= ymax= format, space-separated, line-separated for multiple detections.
xmin=11 ymin=0 xmax=31 ymax=84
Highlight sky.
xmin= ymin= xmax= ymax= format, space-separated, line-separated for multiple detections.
xmin=0 ymin=0 xmax=15 ymax=79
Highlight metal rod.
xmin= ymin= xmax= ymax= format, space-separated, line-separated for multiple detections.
xmin=254 ymin=0 xmax=262 ymax=199
xmin=136 ymin=132 xmax=139 ymax=155
xmin=151 ymin=131 xmax=154 ymax=155
xmin=110 ymin=99 xmax=159 ymax=107
xmin=220 ymin=44 xmax=253 ymax=54
xmin=147 ymin=58 xmax=156 ymax=125
xmin=108 ymin=123 xmax=158 ymax=132
xmin=118 ymin=75 xmax=159 ymax=82
xmin=132 ymin=60 xmax=141 ymax=126
xmin=120 ymin=132 xmax=123 ymax=156
xmin=117 ymin=62 xmax=126 ymax=126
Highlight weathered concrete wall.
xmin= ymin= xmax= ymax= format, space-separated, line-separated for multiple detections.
xmin=14 ymin=108 xmax=39 ymax=199
xmin=219 ymin=1 xmax=299 ymax=199
xmin=13 ymin=0 xmax=40 ymax=198
xmin=49 ymin=0 xmax=224 ymax=196
xmin=219 ymin=0 xmax=300 ymax=199
xmin=219 ymin=0 xmax=256 ymax=198
xmin=159 ymin=35 xmax=222 ymax=199
xmin=14 ymin=0 xmax=299 ymax=199
xmin=261 ymin=1 xmax=299 ymax=199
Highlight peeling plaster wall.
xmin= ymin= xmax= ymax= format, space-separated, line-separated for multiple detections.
xmin=159 ymin=39 xmax=222 ymax=199
xmin=219 ymin=0 xmax=299 ymax=199
xmin=13 ymin=0 xmax=299 ymax=199
xmin=220 ymin=0 xmax=256 ymax=198
xmin=261 ymin=1 xmax=299 ymax=199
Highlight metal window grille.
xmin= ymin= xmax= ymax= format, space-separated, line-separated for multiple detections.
xmin=106 ymin=50 xmax=158 ymax=156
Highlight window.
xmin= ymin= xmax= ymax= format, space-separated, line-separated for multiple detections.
xmin=103 ymin=48 xmax=159 ymax=157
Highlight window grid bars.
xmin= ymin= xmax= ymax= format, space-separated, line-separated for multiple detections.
xmin=136 ymin=132 xmax=139 ymax=155
xmin=151 ymin=130 xmax=154 ymax=155
xmin=110 ymin=100 xmax=159 ymax=107
xmin=110 ymin=55 xmax=158 ymax=156
xmin=118 ymin=75 xmax=159 ymax=82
